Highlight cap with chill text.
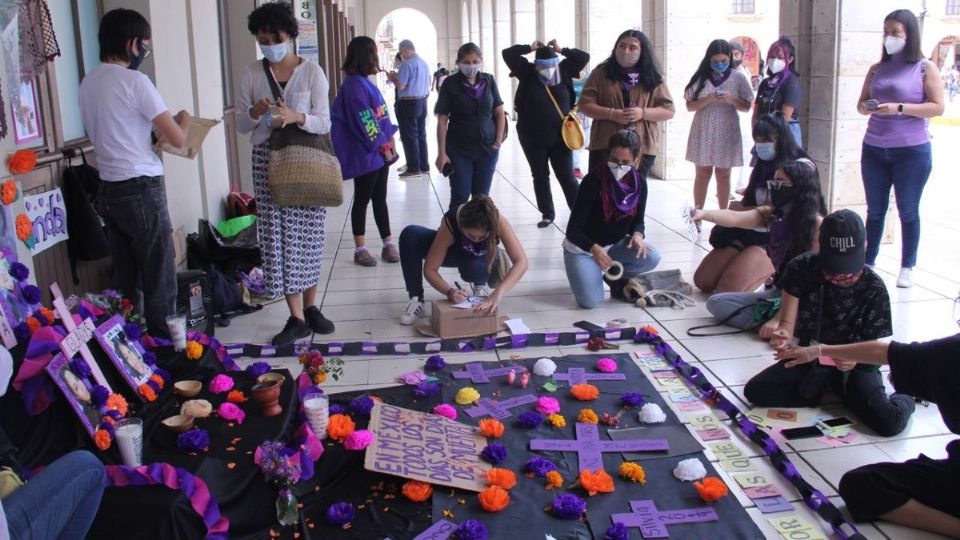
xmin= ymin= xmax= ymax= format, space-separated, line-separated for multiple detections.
xmin=819 ymin=209 xmax=866 ymax=274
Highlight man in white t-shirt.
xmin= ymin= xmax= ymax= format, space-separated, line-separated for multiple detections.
xmin=78 ymin=8 xmax=190 ymax=338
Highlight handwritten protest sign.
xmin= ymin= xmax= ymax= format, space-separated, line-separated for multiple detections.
xmin=364 ymin=403 xmax=490 ymax=492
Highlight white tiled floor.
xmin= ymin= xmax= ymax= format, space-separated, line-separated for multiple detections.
xmin=218 ymin=122 xmax=960 ymax=539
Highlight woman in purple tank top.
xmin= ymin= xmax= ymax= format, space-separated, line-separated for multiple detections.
xmin=857 ymin=9 xmax=944 ymax=288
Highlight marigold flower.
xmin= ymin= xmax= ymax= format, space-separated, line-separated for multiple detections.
xmin=694 ymin=477 xmax=729 ymax=503
xmin=313 ymin=372 xmax=327 ymax=384
xmin=619 ymin=462 xmax=647 ymax=484
xmin=105 ymin=394 xmax=128 ymax=416
xmin=327 ymin=413 xmax=356 ymax=441
xmin=25 ymin=317 xmax=40 ymax=333
xmin=546 ymin=413 xmax=566 ymax=428
xmin=1 ymin=180 xmax=16 ymax=205
xmin=478 ymin=418 xmax=504 ymax=438
xmin=227 ymin=390 xmax=247 ymax=403
xmin=7 ymin=150 xmax=37 ymax=174
xmin=93 ymin=428 xmax=112 ymax=450
xmin=545 ymin=470 xmax=564 ymax=489
xmin=484 ymin=468 xmax=516 ymax=490
xmin=577 ymin=408 xmax=599 ymax=424
xmin=138 ymin=384 xmax=157 ymax=401
xmin=401 ymin=480 xmax=432 ymax=502
xmin=579 ymin=468 xmax=615 ymax=496
xmin=477 ymin=486 xmax=510 ymax=512
xmin=570 ymin=383 xmax=599 ymax=401
xmin=15 ymin=214 xmax=31 ymax=241
xmin=185 ymin=340 xmax=203 ymax=360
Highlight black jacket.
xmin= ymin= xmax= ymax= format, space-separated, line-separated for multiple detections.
xmin=502 ymin=45 xmax=589 ymax=141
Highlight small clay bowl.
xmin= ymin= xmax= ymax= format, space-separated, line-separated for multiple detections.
xmin=161 ymin=414 xmax=195 ymax=433
xmin=180 ymin=399 xmax=213 ymax=418
xmin=174 ymin=380 xmax=202 ymax=398
xmin=256 ymin=373 xmax=285 ymax=387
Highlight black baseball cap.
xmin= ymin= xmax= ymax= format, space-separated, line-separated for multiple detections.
xmin=819 ymin=209 xmax=866 ymax=274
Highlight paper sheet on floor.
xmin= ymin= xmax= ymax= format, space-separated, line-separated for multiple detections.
xmin=504 ymin=318 xmax=530 ymax=335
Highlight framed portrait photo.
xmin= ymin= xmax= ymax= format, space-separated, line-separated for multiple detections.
xmin=12 ymin=80 xmax=42 ymax=146
xmin=46 ymin=353 xmax=107 ymax=437
xmin=94 ymin=315 xmax=153 ymax=398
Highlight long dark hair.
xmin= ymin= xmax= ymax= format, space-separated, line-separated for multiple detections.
xmin=457 ymin=195 xmax=500 ymax=269
xmin=780 ymin=160 xmax=826 ymax=261
xmin=767 ymin=37 xmax=799 ymax=75
xmin=685 ymin=39 xmax=733 ymax=98
xmin=599 ymin=30 xmax=663 ymax=91
xmin=742 ymin=113 xmax=810 ymax=206
xmin=343 ymin=36 xmax=378 ymax=75
xmin=882 ymin=9 xmax=923 ymax=63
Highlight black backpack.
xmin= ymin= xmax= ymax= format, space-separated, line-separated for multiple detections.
xmin=61 ymin=149 xmax=109 ymax=284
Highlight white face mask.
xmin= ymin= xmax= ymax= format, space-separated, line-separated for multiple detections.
xmin=260 ymin=42 xmax=289 ymax=64
xmin=459 ymin=63 xmax=481 ymax=78
xmin=607 ymin=162 xmax=632 ymax=181
xmin=537 ymin=67 xmax=557 ymax=83
xmin=884 ymin=36 xmax=906 ymax=55
xmin=768 ymin=58 xmax=786 ymax=74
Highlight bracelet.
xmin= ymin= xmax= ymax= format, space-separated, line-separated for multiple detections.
xmin=608 ymin=107 xmax=614 ymax=121
xmin=446 ymin=287 xmax=456 ymax=300
xmin=817 ymin=343 xmax=823 ymax=360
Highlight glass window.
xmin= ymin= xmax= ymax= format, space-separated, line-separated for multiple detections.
xmin=731 ymin=0 xmax=756 ymax=15
xmin=948 ymin=0 xmax=960 ymax=16
xmin=48 ymin=0 xmax=85 ymax=142
xmin=76 ymin=0 xmax=100 ymax=75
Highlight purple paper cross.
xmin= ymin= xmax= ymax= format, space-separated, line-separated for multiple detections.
xmin=413 ymin=519 xmax=457 ymax=540
xmin=553 ymin=367 xmax=626 ymax=386
xmin=611 ymin=499 xmax=719 ymax=539
xmin=529 ymin=422 xmax=669 ymax=473
xmin=464 ymin=394 xmax=537 ymax=419
xmin=451 ymin=362 xmax=523 ymax=383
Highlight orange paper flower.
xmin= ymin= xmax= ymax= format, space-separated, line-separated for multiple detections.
xmin=1 ymin=180 xmax=16 ymax=205
xmin=25 ymin=317 xmax=40 ymax=333
xmin=106 ymin=394 xmax=129 ymax=416
xmin=577 ymin=408 xmax=598 ymax=424
xmin=546 ymin=413 xmax=566 ymax=428
xmin=227 ymin=390 xmax=247 ymax=403
xmin=570 ymin=383 xmax=599 ymax=401
xmin=579 ymin=468 xmax=615 ymax=496
xmin=149 ymin=374 xmax=165 ymax=388
xmin=619 ymin=462 xmax=647 ymax=484
xmin=138 ymin=384 xmax=157 ymax=401
xmin=478 ymin=418 xmax=505 ymax=438
xmin=38 ymin=307 xmax=55 ymax=323
xmin=694 ymin=477 xmax=729 ymax=503
xmin=477 ymin=485 xmax=510 ymax=512
xmin=7 ymin=149 xmax=37 ymax=174
xmin=185 ymin=340 xmax=203 ymax=360
xmin=484 ymin=468 xmax=517 ymax=490
xmin=327 ymin=413 xmax=356 ymax=441
xmin=545 ymin=470 xmax=564 ymax=490
xmin=15 ymin=214 xmax=31 ymax=242
xmin=402 ymin=480 xmax=433 ymax=502
xmin=313 ymin=372 xmax=327 ymax=384
xmin=641 ymin=324 xmax=659 ymax=336
xmin=93 ymin=428 xmax=112 ymax=451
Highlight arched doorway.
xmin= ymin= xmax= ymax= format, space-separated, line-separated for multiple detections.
xmin=931 ymin=35 xmax=959 ymax=70
xmin=374 ymin=9 xmax=439 ymax=95
xmin=730 ymin=36 xmax=762 ymax=90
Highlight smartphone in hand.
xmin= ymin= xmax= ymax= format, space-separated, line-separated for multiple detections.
xmin=863 ymin=99 xmax=879 ymax=111
xmin=441 ymin=162 xmax=454 ymax=177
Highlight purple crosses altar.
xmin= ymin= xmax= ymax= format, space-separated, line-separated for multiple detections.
xmin=611 ymin=499 xmax=719 ymax=539
xmin=553 ymin=367 xmax=626 ymax=386
xmin=529 ymin=422 xmax=669 ymax=473
xmin=464 ymin=394 xmax=537 ymax=419
xmin=50 ymin=283 xmax=109 ymax=386
xmin=451 ymin=362 xmax=523 ymax=384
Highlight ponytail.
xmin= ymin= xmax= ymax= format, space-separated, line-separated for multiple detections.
xmin=457 ymin=194 xmax=500 ymax=269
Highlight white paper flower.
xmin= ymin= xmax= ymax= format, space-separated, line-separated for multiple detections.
xmin=533 ymin=358 xmax=557 ymax=377
xmin=673 ymin=458 xmax=707 ymax=481
xmin=637 ymin=403 xmax=666 ymax=424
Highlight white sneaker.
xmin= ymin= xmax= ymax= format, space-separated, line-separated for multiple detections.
xmin=896 ymin=267 xmax=913 ymax=288
xmin=472 ymin=283 xmax=494 ymax=298
xmin=400 ymin=298 xmax=425 ymax=325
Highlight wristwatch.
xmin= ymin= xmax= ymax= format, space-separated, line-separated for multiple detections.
xmin=897 ymin=103 xmax=904 ymax=115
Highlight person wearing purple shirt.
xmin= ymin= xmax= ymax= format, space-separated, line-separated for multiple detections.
xmin=332 ymin=36 xmax=400 ymax=268
xmin=857 ymin=9 xmax=944 ymax=289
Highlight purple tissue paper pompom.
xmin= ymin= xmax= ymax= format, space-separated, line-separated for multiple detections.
xmin=123 ymin=323 xmax=141 ymax=341
xmin=325 ymin=502 xmax=356 ymax=526
xmin=245 ymin=362 xmax=271 ymax=378
xmin=424 ymin=355 xmax=446 ymax=371
xmin=329 ymin=404 xmax=346 ymax=415
xmin=142 ymin=351 xmax=158 ymax=366
xmin=524 ymin=457 xmax=557 ymax=477
xmin=13 ymin=323 xmax=29 ymax=343
xmin=414 ymin=381 xmax=440 ymax=399
xmin=91 ymin=385 xmax=110 ymax=407
xmin=621 ymin=392 xmax=645 ymax=407
xmin=98 ymin=421 xmax=116 ymax=437
xmin=350 ymin=395 xmax=374 ymax=416
xmin=517 ymin=411 xmax=543 ymax=429
xmin=455 ymin=519 xmax=488 ymax=540
xmin=21 ymin=285 xmax=41 ymax=305
xmin=552 ymin=493 xmax=587 ymax=520
xmin=177 ymin=428 xmax=210 ymax=451
xmin=604 ymin=522 xmax=629 ymax=540
xmin=480 ymin=443 xmax=507 ymax=464
xmin=69 ymin=358 xmax=92 ymax=381
xmin=9 ymin=262 xmax=29 ymax=282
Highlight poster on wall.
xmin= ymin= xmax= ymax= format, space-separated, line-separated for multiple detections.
xmin=297 ymin=19 xmax=319 ymax=65
xmin=23 ymin=188 xmax=68 ymax=255
xmin=12 ymin=80 xmax=41 ymax=145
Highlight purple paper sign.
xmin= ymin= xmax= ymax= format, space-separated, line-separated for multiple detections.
xmin=413 ymin=519 xmax=458 ymax=540
xmin=464 ymin=394 xmax=538 ymax=419
xmin=755 ymin=495 xmax=794 ymax=514
xmin=530 ymin=423 xmax=669 ymax=473
xmin=451 ymin=362 xmax=523 ymax=383
xmin=611 ymin=499 xmax=719 ymax=539
xmin=553 ymin=367 xmax=626 ymax=386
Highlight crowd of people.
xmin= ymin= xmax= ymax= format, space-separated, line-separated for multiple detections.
xmin=3 ymin=4 xmax=950 ymax=539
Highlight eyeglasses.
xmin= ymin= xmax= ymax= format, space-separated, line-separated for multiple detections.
xmin=766 ymin=179 xmax=792 ymax=190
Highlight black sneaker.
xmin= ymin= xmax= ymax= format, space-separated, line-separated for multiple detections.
xmin=271 ymin=316 xmax=312 ymax=346
xmin=304 ymin=306 xmax=335 ymax=334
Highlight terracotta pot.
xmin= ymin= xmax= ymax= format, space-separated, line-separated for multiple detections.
xmin=252 ymin=380 xmax=283 ymax=416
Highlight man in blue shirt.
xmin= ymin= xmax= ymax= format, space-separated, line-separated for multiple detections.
xmin=388 ymin=39 xmax=431 ymax=177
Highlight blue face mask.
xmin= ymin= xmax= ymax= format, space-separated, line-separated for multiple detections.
xmin=756 ymin=142 xmax=776 ymax=161
xmin=710 ymin=62 xmax=729 ymax=74
xmin=260 ymin=42 xmax=289 ymax=64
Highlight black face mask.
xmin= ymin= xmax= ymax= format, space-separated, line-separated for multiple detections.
xmin=732 ymin=59 xmax=743 ymax=68
xmin=770 ymin=186 xmax=795 ymax=209
xmin=128 ymin=41 xmax=148 ymax=71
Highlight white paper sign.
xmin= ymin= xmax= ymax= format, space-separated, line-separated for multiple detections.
xmin=23 ymin=189 xmax=68 ymax=255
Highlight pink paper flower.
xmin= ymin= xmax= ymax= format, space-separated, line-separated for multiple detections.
xmin=433 ymin=404 xmax=457 ymax=420
xmin=596 ymin=358 xmax=618 ymax=373
xmin=217 ymin=402 xmax=245 ymax=424
xmin=536 ymin=397 xmax=561 ymax=415
xmin=209 ymin=374 xmax=235 ymax=394
xmin=344 ymin=429 xmax=374 ymax=450
xmin=398 ymin=370 xmax=427 ymax=385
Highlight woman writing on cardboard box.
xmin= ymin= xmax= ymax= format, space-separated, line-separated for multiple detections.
xmin=397 ymin=195 xmax=528 ymax=326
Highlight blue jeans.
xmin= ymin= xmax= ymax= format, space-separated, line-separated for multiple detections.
xmin=400 ymin=225 xmax=490 ymax=300
xmin=396 ymin=98 xmax=429 ymax=172
xmin=447 ymin=147 xmax=499 ymax=210
xmin=706 ymin=288 xmax=780 ymax=329
xmin=788 ymin=120 xmax=802 ymax=148
xmin=563 ymin=237 xmax=661 ymax=309
xmin=861 ymin=142 xmax=932 ymax=267
xmin=5 ymin=450 xmax=107 ymax=540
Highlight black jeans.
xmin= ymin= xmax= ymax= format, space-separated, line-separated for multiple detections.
xmin=98 ymin=177 xmax=177 ymax=338
xmin=351 ymin=164 xmax=391 ymax=238
xmin=399 ymin=225 xmax=490 ymax=300
xmin=743 ymin=361 xmax=914 ymax=437
xmin=519 ymin=134 xmax=578 ymax=220
xmin=588 ymin=151 xmax=656 ymax=181
xmin=396 ymin=98 xmax=429 ymax=172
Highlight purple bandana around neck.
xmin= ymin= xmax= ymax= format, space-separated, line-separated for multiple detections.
xmin=620 ymin=67 xmax=642 ymax=91
xmin=462 ymin=78 xmax=487 ymax=100
xmin=601 ymin=167 xmax=641 ymax=222
xmin=764 ymin=67 xmax=791 ymax=93
xmin=710 ymin=69 xmax=732 ymax=88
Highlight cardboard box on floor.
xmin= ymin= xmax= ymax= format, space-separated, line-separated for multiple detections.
xmin=416 ymin=300 xmax=507 ymax=339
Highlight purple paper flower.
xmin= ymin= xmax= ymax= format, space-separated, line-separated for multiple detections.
xmin=524 ymin=456 xmax=557 ymax=477
xmin=103 ymin=409 xmax=122 ymax=421
xmin=604 ymin=522 xmax=629 ymax=540
xmin=245 ymin=361 xmax=271 ymax=378
xmin=455 ymin=519 xmax=488 ymax=540
xmin=153 ymin=367 xmax=171 ymax=384
xmin=13 ymin=323 xmax=29 ymax=343
xmin=517 ymin=411 xmax=543 ymax=429
xmin=91 ymin=385 xmax=109 ymax=407
xmin=480 ymin=443 xmax=507 ymax=464
xmin=551 ymin=493 xmax=587 ymax=520
xmin=9 ymin=262 xmax=29 ymax=282
xmin=414 ymin=381 xmax=440 ymax=398
xmin=21 ymin=285 xmax=41 ymax=305
xmin=177 ymin=428 xmax=210 ymax=451
xmin=424 ymin=355 xmax=446 ymax=371
xmin=329 ymin=404 xmax=346 ymax=415
xmin=142 ymin=351 xmax=157 ymax=366
xmin=102 ymin=289 xmax=122 ymax=301
xmin=69 ymin=358 xmax=92 ymax=380
xmin=98 ymin=421 xmax=116 ymax=437
xmin=621 ymin=392 xmax=645 ymax=407
xmin=325 ymin=502 xmax=356 ymax=526
xmin=350 ymin=395 xmax=374 ymax=416
xmin=123 ymin=323 xmax=142 ymax=341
